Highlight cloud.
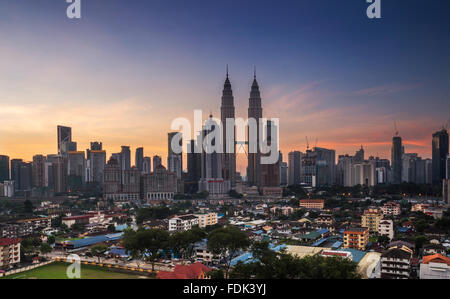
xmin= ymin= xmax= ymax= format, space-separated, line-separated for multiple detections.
xmin=352 ymin=83 xmax=422 ymax=97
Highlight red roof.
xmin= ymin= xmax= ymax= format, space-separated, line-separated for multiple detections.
xmin=157 ymin=262 xmax=212 ymax=279
xmin=0 ymin=238 xmax=22 ymax=246
xmin=422 ymin=254 xmax=450 ymax=266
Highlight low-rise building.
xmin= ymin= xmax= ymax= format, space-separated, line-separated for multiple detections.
xmin=361 ymin=208 xmax=383 ymax=233
xmin=169 ymin=215 xmax=200 ymax=232
xmin=299 ymin=199 xmax=324 ymax=210
xmin=380 ymin=245 xmax=413 ymax=279
xmin=378 ymin=219 xmax=394 ymax=240
xmin=419 ymin=254 xmax=450 ymax=279
xmin=343 ymin=228 xmax=369 ymax=251
xmin=194 ymin=213 xmax=218 ymax=228
xmin=381 ymin=202 xmax=401 ymax=216
xmin=0 ymin=238 xmax=21 ymax=269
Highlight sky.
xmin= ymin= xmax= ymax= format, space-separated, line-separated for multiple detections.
xmin=0 ymin=0 xmax=449 ymax=174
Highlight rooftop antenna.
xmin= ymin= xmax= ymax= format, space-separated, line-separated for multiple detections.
xmin=226 ymin=64 xmax=229 ymax=78
xmin=394 ymin=121 xmax=399 ymax=137
xmin=306 ymin=136 xmax=310 ymax=151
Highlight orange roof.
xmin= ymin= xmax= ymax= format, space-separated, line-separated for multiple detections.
xmin=422 ymin=254 xmax=450 ymax=266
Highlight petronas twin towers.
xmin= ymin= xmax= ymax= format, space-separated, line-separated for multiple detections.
xmin=220 ymin=67 xmax=263 ymax=188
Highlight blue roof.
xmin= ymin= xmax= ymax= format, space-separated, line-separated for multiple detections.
xmin=398 ymin=227 xmax=409 ymax=233
xmin=230 ymin=244 xmax=287 ymax=266
xmin=317 ymin=229 xmax=329 ymax=235
xmin=331 ymin=241 xmax=343 ymax=249
xmin=337 ymin=248 xmax=367 ymax=263
xmin=312 ymin=238 xmax=328 ymax=247
xmin=253 ymin=230 xmax=263 ymax=235
xmin=115 ymin=224 xmax=128 ymax=231
xmin=68 ymin=232 xmax=123 ymax=249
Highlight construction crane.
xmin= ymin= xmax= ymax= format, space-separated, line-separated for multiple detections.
xmin=315 ymin=138 xmax=318 ymax=149
xmin=306 ymin=136 xmax=310 ymax=151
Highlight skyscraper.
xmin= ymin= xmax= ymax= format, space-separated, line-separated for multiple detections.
xmin=288 ymin=151 xmax=302 ymax=186
xmin=187 ymin=139 xmax=202 ymax=193
xmin=10 ymin=159 xmax=23 ymax=191
xmin=168 ymin=132 xmax=182 ymax=178
xmin=247 ymin=70 xmax=263 ymax=187
xmin=432 ymin=129 xmax=449 ymax=185
xmin=220 ymin=68 xmax=236 ymax=187
xmin=135 ymin=147 xmax=144 ymax=172
xmin=153 ymin=155 xmax=162 ymax=171
xmin=67 ymin=151 xmax=86 ymax=189
xmin=32 ymin=155 xmax=46 ymax=188
xmin=120 ymin=146 xmax=131 ymax=171
xmin=0 ymin=155 xmax=9 ymax=183
xmin=314 ymin=147 xmax=336 ymax=187
xmin=57 ymin=125 xmax=72 ymax=155
xmin=259 ymin=120 xmax=281 ymax=196
xmin=87 ymin=150 xmax=106 ymax=184
xmin=391 ymin=135 xmax=403 ymax=184
xmin=199 ymin=115 xmax=230 ymax=197
xmin=142 ymin=157 xmax=151 ymax=174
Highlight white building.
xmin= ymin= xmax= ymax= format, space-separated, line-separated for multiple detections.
xmin=419 ymin=254 xmax=450 ymax=279
xmin=3 ymin=181 xmax=14 ymax=197
xmin=0 ymin=238 xmax=21 ymax=269
xmin=378 ymin=219 xmax=394 ymax=240
xmin=168 ymin=215 xmax=200 ymax=232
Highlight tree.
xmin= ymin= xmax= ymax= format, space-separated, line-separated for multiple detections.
xmin=47 ymin=235 xmax=56 ymax=245
xmin=90 ymin=244 xmax=109 ymax=263
xmin=129 ymin=229 xmax=170 ymax=271
xmin=24 ymin=199 xmax=34 ymax=214
xmin=229 ymin=242 xmax=362 ymax=279
xmin=122 ymin=229 xmax=145 ymax=268
xmin=39 ymin=243 xmax=52 ymax=257
xmin=207 ymin=226 xmax=250 ymax=278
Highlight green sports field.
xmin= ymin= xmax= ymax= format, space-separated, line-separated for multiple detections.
xmin=2 ymin=262 xmax=152 ymax=279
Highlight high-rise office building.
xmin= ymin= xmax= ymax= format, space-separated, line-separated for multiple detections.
xmin=32 ymin=155 xmax=46 ymax=188
xmin=314 ymin=147 xmax=336 ymax=187
xmin=220 ymin=69 xmax=236 ymax=187
xmin=187 ymin=139 xmax=202 ymax=194
xmin=18 ymin=162 xmax=32 ymax=191
xmin=247 ymin=71 xmax=263 ymax=187
xmin=142 ymin=157 xmax=151 ymax=174
xmin=135 ymin=147 xmax=144 ymax=172
xmin=432 ymin=129 xmax=449 ymax=185
xmin=87 ymin=141 xmax=103 ymax=160
xmin=391 ymin=135 xmax=403 ymax=184
xmin=259 ymin=120 xmax=281 ymax=196
xmin=168 ymin=132 xmax=183 ymax=178
xmin=10 ymin=159 xmax=23 ymax=191
xmin=153 ymin=155 xmax=162 ymax=171
xmin=446 ymin=154 xmax=450 ymax=179
xmin=0 ymin=155 xmax=9 ymax=183
xmin=199 ymin=115 xmax=230 ymax=197
xmin=120 ymin=146 xmax=131 ymax=171
xmin=288 ymin=151 xmax=302 ymax=186
xmin=57 ymin=125 xmax=72 ymax=155
xmin=67 ymin=151 xmax=86 ymax=189
xmin=280 ymin=162 xmax=288 ymax=186
xmin=87 ymin=150 xmax=106 ymax=184
xmin=47 ymin=155 xmax=67 ymax=193
xmin=103 ymin=157 xmax=122 ymax=200
xmin=60 ymin=141 xmax=77 ymax=156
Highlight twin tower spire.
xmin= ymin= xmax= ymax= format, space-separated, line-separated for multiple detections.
xmin=220 ymin=66 xmax=263 ymax=187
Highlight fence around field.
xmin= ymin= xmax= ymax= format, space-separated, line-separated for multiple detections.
xmin=1 ymin=261 xmax=54 ymax=277
xmin=1 ymin=258 xmax=157 ymax=278
xmin=54 ymin=257 xmax=156 ymax=276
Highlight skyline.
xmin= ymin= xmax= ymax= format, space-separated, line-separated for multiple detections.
xmin=1 ymin=0 xmax=450 ymax=173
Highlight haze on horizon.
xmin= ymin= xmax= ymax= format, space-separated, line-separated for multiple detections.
xmin=0 ymin=0 xmax=449 ymax=174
